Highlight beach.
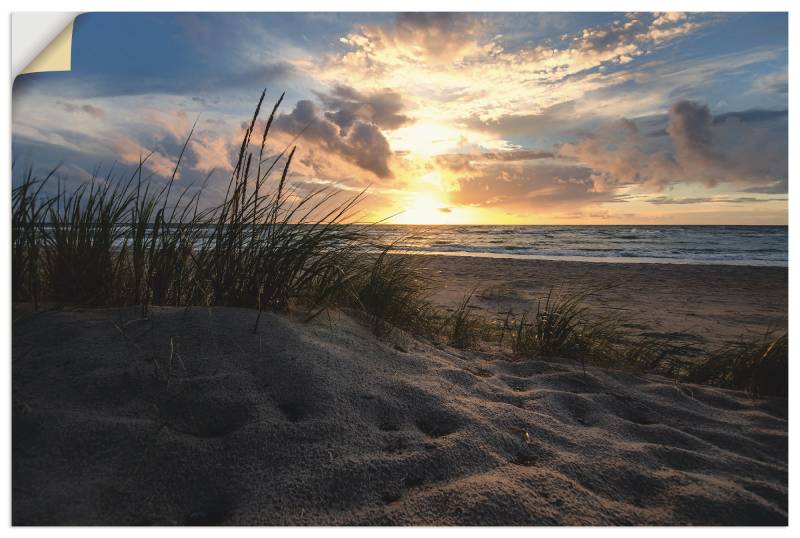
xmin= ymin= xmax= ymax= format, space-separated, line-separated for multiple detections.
xmin=422 ymin=255 xmax=788 ymax=351
xmin=11 ymin=257 xmax=788 ymax=525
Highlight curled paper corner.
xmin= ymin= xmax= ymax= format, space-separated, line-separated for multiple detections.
xmin=19 ymin=17 xmax=75 ymax=75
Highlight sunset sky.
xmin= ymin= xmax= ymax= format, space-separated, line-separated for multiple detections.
xmin=12 ymin=12 xmax=788 ymax=224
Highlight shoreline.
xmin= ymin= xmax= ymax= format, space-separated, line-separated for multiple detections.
xmin=394 ymin=248 xmax=788 ymax=267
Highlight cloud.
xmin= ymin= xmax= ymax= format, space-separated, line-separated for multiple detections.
xmin=558 ymin=118 xmax=679 ymax=190
xmin=392 ymin=13 xmax=487 ymax=62
xmin=739 ymin=181 xmax=787 ymax=194
xmin=557 ymin=99 xmax=787 ymax=192
xmin=273 ymin=99 xmax=395 ymax=179
xmin=667 ymin=100 xmax=721 ymax=170
xmin=449 ymin=160 xmax=614 ymax=211
xmin=462 ymin=100 xmax=588 ymax=138
xmin=574 ymin=12 xmax=699 ymax=56
xmin=143 ymin=109 xmax=194 ymax=140
xmin=189 ymin=135 xmax=234 ymax=173
xmin=17 ymin=92 xmax=249 ymax=188
xmin=557 ymin=209 xmax=639 ymax=221
xmin=567 ymin=12 xmax=699 ymax=66
xmin=324 ymin=13 xmax=702 ymax=116
xmin=58 ymin=102 xmax=105 ymax=119
xmin=312 ymin=10 xmax=714 ymax=165
xmin=751 ymin=71 xmax=788 ymax=95
xmin=103 ymin=134 xmax=177 ymax=178
xmin=338 ymin=13 xmax=493 ymax=69
xmin=435 ymin=149 xmax=555 ymax=173
xmin=12 ymin=129 xmax=237 ymax=216
xmin=648 ymin=196 xmax=786 ymax=205
xmin=641 ymin=12 xmax=699 ymax=42
xmin=315 ymin=84 xmax=411 ymax=133
xmin=713 ymin=108 xmax=787 ymax=124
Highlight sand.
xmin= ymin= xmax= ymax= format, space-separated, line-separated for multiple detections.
xmin=420 ymin=255 xmax=788 ymax=351
xmin=13 ymin=294 xmax=787 ymax=524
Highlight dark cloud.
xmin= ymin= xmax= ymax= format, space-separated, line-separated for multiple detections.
xmin=392 ymin=12 xmax=485 ymax=62
xmin=558 ymin=118 xmax=680 ymax=190
xmin=645 ymin=128 xmax=668 ymax=137
xmin=641 ymin=106 xmax=788 ymax=132
xmin=274 ymin=100 xmax=394 ymax=179
xmin=648 ymin=196 xmax=786 ymax=205
xmin=58 ymin=102 xmax=106 ymax=119
xmin=436 ymin=150 xmax=555 ymax=173
xmin=713 ymin=109 xmax=788 ymax=124
xmin=191 ymin=95 xmax=221 ymax=107
xmin=450 ymin=161 xmax=613 ymax=211
xmin=316 ymin=84 xmax=410 ymax=134
xmin=463 ymin=101 xmax=586 ymax=138
xmin=666 ymin=100 xmax=720 ymax=168
xmin=558 ymin=100 xmax=787 ymax=192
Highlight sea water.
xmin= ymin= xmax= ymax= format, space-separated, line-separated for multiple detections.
xmin=365 ymin=225 xmax=788 ymax=267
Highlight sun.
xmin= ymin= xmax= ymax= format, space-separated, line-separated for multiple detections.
xmin=391 ymin=191 xmax=462 ymax=225
xmin=386 ymin=123 xmax=465 ymax=157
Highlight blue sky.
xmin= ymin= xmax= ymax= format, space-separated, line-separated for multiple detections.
xmin=12 ymin=12 xmax=788 ymax=223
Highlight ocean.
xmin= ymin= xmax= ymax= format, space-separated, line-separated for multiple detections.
xmin=366 ymin=225 xmax=788 ymax=267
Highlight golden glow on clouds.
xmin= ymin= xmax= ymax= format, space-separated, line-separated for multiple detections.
xmin=318 ymin=13 xmax=701 ymax=127
xmin=318 ymin=14 xmax=782 ymax=224
xmin=12 ymin=13 xmax=786 ymax=226
xmin=300 ymin=13 xmax=748 ymax=224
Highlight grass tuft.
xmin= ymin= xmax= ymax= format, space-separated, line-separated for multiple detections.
xmin=446 ymin=290 xmax=483 ymax=349
xmin=11 ymin=167 xmax=54 ymax=309
xmin=45 ymin=172 xmax=135 ymax=306
xmin=510 ymin=287 xmax=591 ymax=358
xmin=685 ymin=331 xmax=788 ymax=397
xmin=351 ymin=248 xmax=434 ymax=337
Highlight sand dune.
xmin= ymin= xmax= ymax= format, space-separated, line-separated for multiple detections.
xmin=12 ymin=304 xmax=787 ymax=525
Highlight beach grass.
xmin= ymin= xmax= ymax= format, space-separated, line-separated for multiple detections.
xmin=686 ymin=331 xmax=788 ymax=397
xmin=12 ymin=91 xmax=368 ymax=320
xmin=503 ymin=286 xmax=787 ymax=393
xmin=11 ymin=166 xmax=55 ymax=309
xmin=445 ymin=290 xmax=485 ymax=349
xmin=510 ymin=287 xmax=593 ymax=358
xmin=351 ymin=247 xmax=435 ymax=337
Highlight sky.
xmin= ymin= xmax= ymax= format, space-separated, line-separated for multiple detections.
xmin=12 ymin=12 xmax=788 ymax=224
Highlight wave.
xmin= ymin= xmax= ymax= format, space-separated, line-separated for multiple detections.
xmin=368 ymin=225 xmax=787 ymax=267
